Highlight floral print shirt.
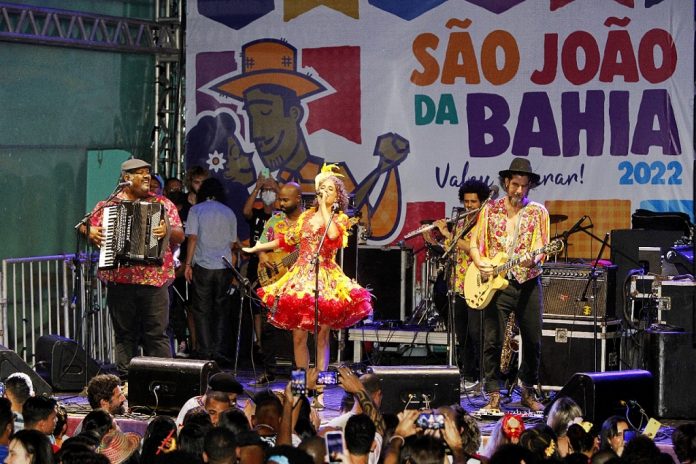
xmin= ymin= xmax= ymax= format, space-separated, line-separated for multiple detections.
xmin=90 ymin=193 xmax=182 ymax=287
xmin=474 ymin=197 xmax=550 ymax=284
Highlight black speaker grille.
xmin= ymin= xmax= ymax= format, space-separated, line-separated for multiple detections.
xmin=541 ymin=263 xmax=616 ymax=319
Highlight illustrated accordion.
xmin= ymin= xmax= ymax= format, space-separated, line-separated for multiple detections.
xmin=98 ymin=200 xmax=168 ymax=269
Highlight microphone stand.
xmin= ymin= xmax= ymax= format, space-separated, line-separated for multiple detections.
xmin=72 ymin=183 xmax=127 ymax=380
xmin=579 ymin=232 xmax=610 ymax=372
xmin=222 ymin=255 xmax=264 ymax=376
xmin=440 ymin=212 xmax=478 ymax=367
xmin=311 ymin=205 xmax=337 ymax=370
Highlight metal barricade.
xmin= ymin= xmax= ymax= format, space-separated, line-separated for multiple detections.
xmin=0 ymin=253 xmax=114 ymax=366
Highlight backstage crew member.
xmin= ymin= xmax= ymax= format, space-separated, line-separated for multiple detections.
xmin=84 ymin=158 xmax=184 ymax=378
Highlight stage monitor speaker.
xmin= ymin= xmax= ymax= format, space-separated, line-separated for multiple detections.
xmin=128 ymin=357 xmax=220 ymax=413
xmin=646 ymin=330 xmax=696 ymax=419
xmin=0 ymin=345 xmax=52 ymax=396
xmin=541 ymin=264 xmax=616 ymax=319
xmin=544 ymin=370 xmax=652 ymax=426
xmin=368 ymin=365 xmax=459 ymax=414
xmin=35 ymin=335 xmax=102 ymax=391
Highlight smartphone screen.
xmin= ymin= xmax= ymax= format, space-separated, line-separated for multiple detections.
xmin=325 ymin=431 xmax=344 ymax=463
xmin=291 ymin=368 xmax=306 ymax=396
xmin=416 ymin=413 xmax=445 ymax=430
xmin=261 ymin=167 xmax=270 ymax=178
xmin=317 ymin=371 xmax=339 ymax=385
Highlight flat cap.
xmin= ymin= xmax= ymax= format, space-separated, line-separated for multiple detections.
xmin=121 ymin=158 xmax=151 ymax=172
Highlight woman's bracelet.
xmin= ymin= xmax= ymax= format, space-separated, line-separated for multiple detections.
xmin=389 ymin=435 xmax=405 ymax=446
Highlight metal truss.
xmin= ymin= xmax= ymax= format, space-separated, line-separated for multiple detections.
xmin=0 ymin=1 xmax=186 ymax=178
xmin=0 ymin=2 xmax=179 ymax=54
xmin=153 ymin=0 xmax=185 ymax=179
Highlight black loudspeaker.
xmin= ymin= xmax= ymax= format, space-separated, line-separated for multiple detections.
xmin=368 ymin=365 xmax=459 ymax=414
xmin=541 ymin=264 xmax=617 ymax=319
xmin=658 ymin=282 xmax=696 ymax=332
xmin=610 ymin=229 xmax=683 ymax=318
xmin=128 ymin=357 xmax=220 ymax=413
xmin=544 ymin=370 xmax=653 ymax=426
xmin=35 ymin=335 xmax=102 ymax=391
xmin=646 ymin=330 xmax=696 ymax=419
xmin=357 ymin=246 xmax=413 ymax=320
xmin=0 ymin=345 xmax=52 ymax=396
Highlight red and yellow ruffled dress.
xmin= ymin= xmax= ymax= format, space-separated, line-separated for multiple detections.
xmin=257 ymin=209 xmax=373 ymax=331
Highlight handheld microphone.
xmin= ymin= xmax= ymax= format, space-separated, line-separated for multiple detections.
xmin=117 ymin=180 xmax=133 ymax=188
xmin=316 ymin=191 xmax=323 ymax=199
xmin=489 ymin=185 xmax=500 ymax=199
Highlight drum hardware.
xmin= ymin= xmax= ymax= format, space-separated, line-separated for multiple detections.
xmin=406 ymin=243 xmax=444 ymax=328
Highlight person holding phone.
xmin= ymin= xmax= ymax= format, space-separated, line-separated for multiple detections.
xmin=242 ymin=166 xmax=373 ymax=407
xmin=383 ymin=409 xmax=473 ymax=464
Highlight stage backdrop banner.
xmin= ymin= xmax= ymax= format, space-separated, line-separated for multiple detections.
xmin=185 ymin=0 xmax=694 ymax=256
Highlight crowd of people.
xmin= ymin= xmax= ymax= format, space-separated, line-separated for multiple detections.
xmin=1 ymin=370 xmax=695 ymax=464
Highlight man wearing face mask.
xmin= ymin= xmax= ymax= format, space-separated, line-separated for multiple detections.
xmin=243 ymin=175 xmax=280 ymax=367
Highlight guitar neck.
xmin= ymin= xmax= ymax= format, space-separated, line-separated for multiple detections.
xmin=281 ymin=249 xmax=300 ymax=266
xmin=493 ymin=244 xmax=549 ymax=275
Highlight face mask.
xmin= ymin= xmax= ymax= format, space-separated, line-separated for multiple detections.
xmin=261 ymin=190 xmax=276 ymax=205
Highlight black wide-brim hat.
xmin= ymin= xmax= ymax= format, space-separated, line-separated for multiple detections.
xmin=499 ymin=157 xmax=541 ymax=186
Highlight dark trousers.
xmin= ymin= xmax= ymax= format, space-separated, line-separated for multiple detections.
xmin=482 ymin=276 xmax=542 ymax=392
xmin=453 ymin=295 xmax=482 ymax=380
xmin=191 ymin=265 xmax=233 ymax=359
xmin=107 ymin=283 xmax=171 ymax=377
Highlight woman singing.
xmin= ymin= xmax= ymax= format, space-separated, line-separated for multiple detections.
xmin=242 ymin=165 xmax=373 ymax=405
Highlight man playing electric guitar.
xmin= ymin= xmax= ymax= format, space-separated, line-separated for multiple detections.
xmin=469 ymin=158 xmax=550 ymax=412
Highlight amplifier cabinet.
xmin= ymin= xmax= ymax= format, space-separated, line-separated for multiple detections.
xmin=357 ymin=246 xmax=413 ymax=321
xmin=540 ymin=318 xmax=621 ymax=388
xmin=541 ymin=263 xmax=616 ymax=319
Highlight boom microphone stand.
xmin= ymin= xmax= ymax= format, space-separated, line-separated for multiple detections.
xmin=73 ymin=182 xmax=128 ymax=385
xmin=222 ymin=256 xmax=264 ymax=376
xmin=579 ymin=232 xmax=610 ymax=372
xmin=440 ymin=209 xmax=479 ymax=367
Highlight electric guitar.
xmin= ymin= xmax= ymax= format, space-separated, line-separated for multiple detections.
xmin=464 ymin=239 xmax=564 ymax=310
xmin=257 ymin=249 xmax=300 ymax=287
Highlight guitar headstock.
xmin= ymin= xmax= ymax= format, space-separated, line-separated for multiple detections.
xmin=545 ymin=239 xmax=565 ymax=255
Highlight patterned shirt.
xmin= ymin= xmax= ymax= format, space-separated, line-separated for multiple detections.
xmin=444 ymin=222 xmax=476 ymax=296
xmin=259 ymin=211 xmax=291 ymax=244
xmin=89 ymin=193 xmax=182 ymax=287
xmin=474 ymin=197 xmax=549 ymax=284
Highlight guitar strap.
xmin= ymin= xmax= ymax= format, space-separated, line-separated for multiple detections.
xmin=506 ymin=211 xmax=523 ymax=280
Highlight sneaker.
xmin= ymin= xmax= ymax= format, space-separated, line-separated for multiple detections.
xmin=460 ymin=378 xmax=480 ymax=392
xmin=248 ymin=373 xmax=275 ymax=387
